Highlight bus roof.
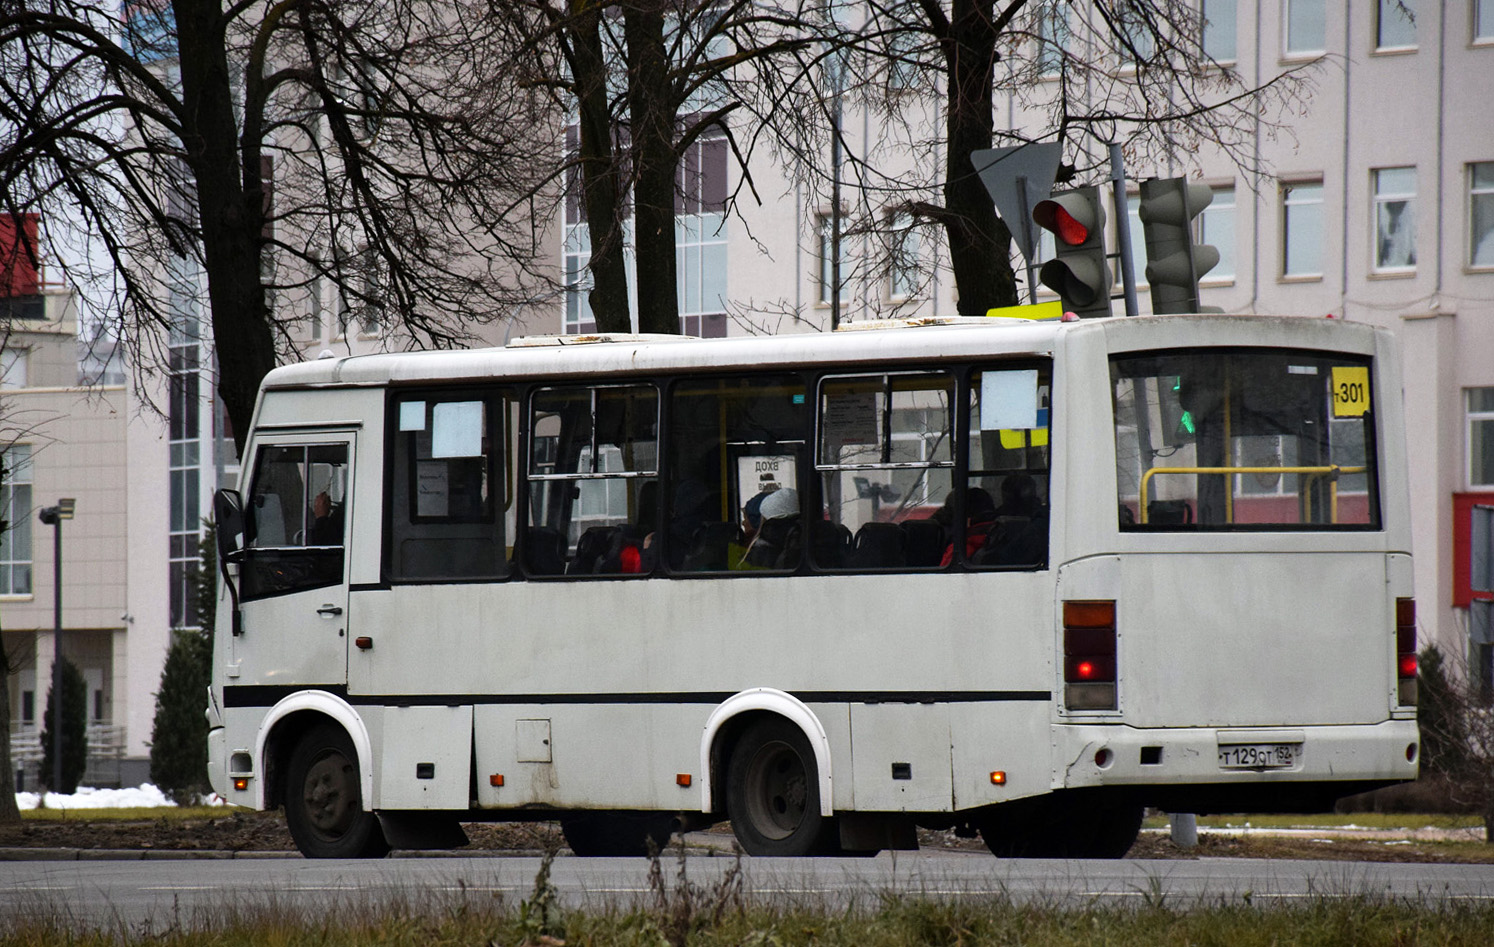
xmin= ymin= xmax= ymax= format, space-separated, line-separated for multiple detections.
xmin=260 ymin=313 xmax=1381 ymax=391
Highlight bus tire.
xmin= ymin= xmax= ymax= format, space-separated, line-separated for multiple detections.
xmin=560 ymin=813 xmax=674 ymax=856
xmin=726 ymin=718 xmax=834 ymax=856
xmin=284 ymin=723 xmax=390 ymax=859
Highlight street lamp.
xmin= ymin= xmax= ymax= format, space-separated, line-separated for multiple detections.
xmin=37 ymin=498 xmax=74 ymax=795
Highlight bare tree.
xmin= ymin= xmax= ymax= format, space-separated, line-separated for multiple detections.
xmin=1417 ymin=644 xmax=1494 ymax=843
xmin=0 ymin=0 xmax=560 ymax=450
xmin=737 ymin=0 xmax=1316 ymax=318
xmin=500 ymin=0 xmax=829 ymax=334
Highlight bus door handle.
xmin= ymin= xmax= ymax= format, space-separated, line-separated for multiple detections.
xmin=317 ymin=604 xmax=344 ymax=617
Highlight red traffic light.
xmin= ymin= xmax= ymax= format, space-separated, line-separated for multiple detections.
xmin=1033 ymin=201 xmax=1090 ymax=246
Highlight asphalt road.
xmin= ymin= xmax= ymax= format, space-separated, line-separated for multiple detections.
xmin=5 ymin=851 xmax=1494 ymax=929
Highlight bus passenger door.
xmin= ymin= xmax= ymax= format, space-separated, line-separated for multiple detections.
xmin=229 ymin=436 xmax=355 ymax=688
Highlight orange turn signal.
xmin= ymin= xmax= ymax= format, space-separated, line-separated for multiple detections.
xmin=990 ymin=771 xmax=1006 ymax=786
xmin=490 ymin=774 xmax=505 ymax=787
xmin=232 ymin=777 xmax=249 ymax=792
xmin=677 ymin=773 xmax=693 ymax=787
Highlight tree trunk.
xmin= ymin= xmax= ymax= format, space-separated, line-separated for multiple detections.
xmin=0 ymin=626 xmax=21 ymax=821
xmin=570 ymin=0 xmax=633 ymax=333
xmin=941 ymin=0 xmax=1018 ymax=315
xmin=624 ymin=2 xmax=681 ymax=336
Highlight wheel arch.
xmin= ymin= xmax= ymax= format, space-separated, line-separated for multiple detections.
xmin=699 ymin=688 xmax=834 ymax=818
xmin=256 ymin=690 xmax=374 ymax=812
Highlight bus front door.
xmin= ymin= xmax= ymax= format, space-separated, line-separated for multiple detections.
xmin=229 ymin=437 xmax=355 ymax=688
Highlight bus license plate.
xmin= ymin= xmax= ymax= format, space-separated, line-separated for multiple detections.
xmin=1217 ymin=743 xmax=1300 ymax=769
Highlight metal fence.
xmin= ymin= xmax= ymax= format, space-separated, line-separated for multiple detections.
xmin=8 ymin=725 xmax=128 ymax=791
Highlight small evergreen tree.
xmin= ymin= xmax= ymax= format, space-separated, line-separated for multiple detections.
xmin=39 ymin=657 xmax=88 ymax=794
xmin=148 ymin=522 xmax=216 ymax=803
xmin=148 ymin=628 xmax=212 ymax=803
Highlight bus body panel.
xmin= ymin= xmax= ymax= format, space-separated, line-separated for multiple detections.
xmin=208 ymin=315 xmax=1417 ymax=848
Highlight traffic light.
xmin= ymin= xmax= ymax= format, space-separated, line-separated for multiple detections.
xmin=1137 ymin=177 xmax=1220 ymax=314
xmin=1032 ymin=186 xmax=1113 ymax=319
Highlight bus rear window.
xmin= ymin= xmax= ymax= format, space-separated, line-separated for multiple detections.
xmin=1112 ymin=350 xmax=1380 ymax=530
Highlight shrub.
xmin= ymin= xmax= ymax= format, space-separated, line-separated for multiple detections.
xmin=148 ymin=627 xmax=213 ymax=804
xmin=39 ymin=657 xmax=88 ymax=794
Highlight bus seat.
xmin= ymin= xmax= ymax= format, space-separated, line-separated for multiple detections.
xmin=900 ymin=519 xmax=946 ymax=567
xmin=524 ymin=527 xmax=567 ymax=576
xmin=808 ymin=520 xmax=851 ymax=569
xmin=849 ymin=521 xmax=906 ymax=568
xmin=570 ymin=525 xmax=620 ymax=574
xmin=680 ymin=521 xmax=735 ymax=572
xmin=1146 ymin=499 xmax=1194 ymax=525
xmin=976 ymin=511 xmax=1049 ymax=568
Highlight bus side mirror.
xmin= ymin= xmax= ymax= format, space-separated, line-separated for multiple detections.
xmin=214 ymin=489 xmax=247 ymax=564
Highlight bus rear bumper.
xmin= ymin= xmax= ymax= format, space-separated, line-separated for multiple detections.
xmin=1053 ymin=720 xmax=1420 ymax=793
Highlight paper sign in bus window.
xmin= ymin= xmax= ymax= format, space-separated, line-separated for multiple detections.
xmin=399 ymin=401 xmax=427 ymax=432
xmin=432 ymin=401 xmax=484 ymax=458
xmin=981 ymin=370 xmax=1039 ymax=430
xmin=737 ymin=455 xmax=796 ymax=502
xmin=1330 ymin=366 xmax=1371 ymax=418
xmin=821 ymin=392 xmax=878 ymax=457
xmin=416 ymin=462 xmax=449 ymax=517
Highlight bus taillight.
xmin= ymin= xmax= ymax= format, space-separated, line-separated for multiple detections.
xmin=1064 ymin=600 xmax=1117 ymax=711
xmin=1396 ymin=597 xmax=1417 ymax=706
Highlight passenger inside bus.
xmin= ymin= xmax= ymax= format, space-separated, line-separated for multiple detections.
xmin=742 ymin=488 xmax=799 ymax=568
xmin=939 ymin=487 xmax=997 ymax=566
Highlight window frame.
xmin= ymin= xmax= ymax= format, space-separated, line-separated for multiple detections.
xmin=1468 ymin=161 xmax=1494 ymax=271
xmin=1282 ymin=0 xmax=1326 ymax=59
xmin=1280 ymin=179 xmax=1325 ymax=280
xmin=1371 ymin=166 xmax=1418 ymax=275
xmin=1374 ymin=0 xmax=1417 ymax=51
xmin=1202 ymin=0 xmax=1238 ymax=63
xmin=0 ymin=443 xmax=33 ymax=596
xmin=1468 ymin=388 xmax=1494 ymax=489
xmin=1198 ymin=183 xmax=1237 ymax=283
xmin=1477 ymin=0 xmax=1494 ymax=44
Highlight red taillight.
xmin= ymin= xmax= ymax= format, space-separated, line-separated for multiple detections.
xmin=1064 ymin=600 xmax=1117 ymax=710
xmin=1396 ymin=596 xmax=1417 ymax=706
xmin=1396 ymin=597 xmax=1416 ymax=679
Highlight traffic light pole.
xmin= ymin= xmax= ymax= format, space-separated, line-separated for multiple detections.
xmin=1108 ymin=143 xmax=1139 ymax=318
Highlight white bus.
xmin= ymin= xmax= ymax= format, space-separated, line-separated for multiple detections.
xmin=206 ymin=313 xmax=1419 ymax=859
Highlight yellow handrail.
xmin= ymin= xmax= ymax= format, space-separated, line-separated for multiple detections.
xmin=1138 ymin=465 xmax=1368 ymax=524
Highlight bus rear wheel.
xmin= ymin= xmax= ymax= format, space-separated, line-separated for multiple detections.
xmin=726 ymin=718 xmax=835 ymax=856
xmin=284 ymin=723 xmax=390 ymax=859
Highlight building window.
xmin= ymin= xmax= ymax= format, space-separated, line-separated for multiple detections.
xmin=1470 ymin=388 xmax=1494 ymax=488
xmin=1478 ymin=0 xmax=1494 ymax=42
xmin=887 ymin=212 xmax=920 ymax=300
xmin=1470 ymin=162 xmax=1494 ymax=269
xmin=1199 ymin=184 xmax=1236 ymax=281
xmin=818 ymin=214 xmax=849 ymax=305
xmin=676 ymin=132 xmax=728 ymax=338
xmin=1283 ymin=0 xmax=1325 ymax=57
xmin=0 ymin=348 xmax=27 ymax=389
xmin=0 ymin=443 xmax=33 ymax=595
xmin=1035 ymin=2 xmax=1071 ymax=76
xmin=1372 ymin=167 xmax=1417 ymax=273
xmin=168 ymin=290 xmax=202 ymax=628
xmin=1376 ymin=0 xmax=1416 ymax=49
xmin=1281 ymin=180 xmax=1323 ymax=278
xmin=1114 ymin=1 xmax=1155 ymax=67
xmin=1202 ymin=0 xmax=1238 ymax=61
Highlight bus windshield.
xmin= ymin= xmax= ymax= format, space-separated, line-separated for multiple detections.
xmin=1112 ymin=349 xmax=1380 ymax=530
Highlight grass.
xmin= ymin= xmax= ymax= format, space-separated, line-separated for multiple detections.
xmin=18 ymin=806 xmax=232 ymax=823
xmin=5 ymin=880 xmax=1494 ymax=946
xmin=1141 ymin=812 xmax=1484 ymax=830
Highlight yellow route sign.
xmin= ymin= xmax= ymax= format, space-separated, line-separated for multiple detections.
xmin=1331 ymin=366 xmax=1371 ymax=418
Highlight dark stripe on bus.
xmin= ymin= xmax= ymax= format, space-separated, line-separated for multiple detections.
xmin=221 ymin=686 xmax=1051 ymax=709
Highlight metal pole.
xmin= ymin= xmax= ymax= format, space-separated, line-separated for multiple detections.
xmin=1014 ymin=175 xmax=1040 ymax=305
xmin=830 ymin=59 xmax=843 ymax=330
xmin=1109 ymin=143 xmax=1140 ymax=317
xmin=50 ymin=514 xmax=61 ymax=795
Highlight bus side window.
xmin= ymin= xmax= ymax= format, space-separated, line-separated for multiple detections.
xmin=965 ymin=367 xmax=1051 ymax=570
xmin=389 ymin=394 xmax=506 ymax=582
xmin=242 ymin=443 xmax=348 ymax=600
xmin=668 ymin=374 xmax=807 ymax=574
xmin=524 ymin=384 xmax=659 ymax=577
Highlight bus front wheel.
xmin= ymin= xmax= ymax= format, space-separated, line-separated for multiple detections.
xmin=726 ymin=718 xmax=835 ymax=856
xmin=284 ymin=723 xmax=390 ymax=859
